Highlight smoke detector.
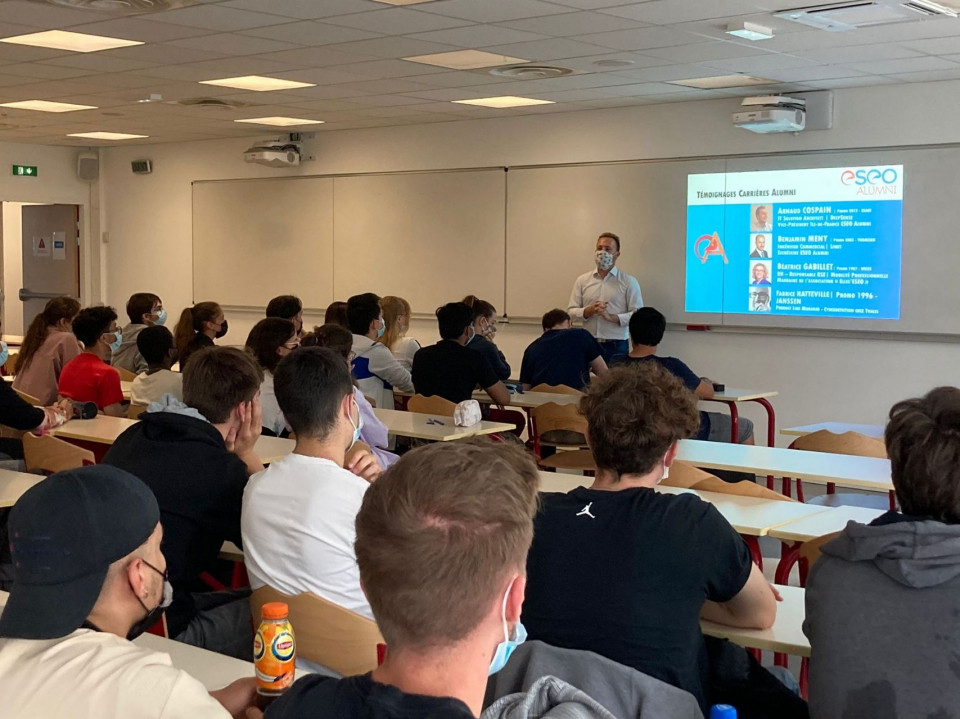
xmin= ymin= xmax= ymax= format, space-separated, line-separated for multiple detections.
xmin=27 ymin=0 xmax=198 ymax=12
xmin=489 ymin=65 xmax=574 ymax=80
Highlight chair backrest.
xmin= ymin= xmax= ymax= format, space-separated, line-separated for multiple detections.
xmin=530 ymin=402 xmax=587 ymax=436
xmin=3 ymin=351 xmax=18 ymax=377
xmin=23 ymin=433 xmax=95 ymax=474
xmin=250 ymin=586 xmax=384 ymax=676
xmin=799 ymin=531 xmax=841 ymax=567
xmin=791 ymin=430 xmax=887 ymax=458
xmin=128 ymin=404 xmax=148 ymax=420
xmin=530 ymin=383 xmax=583 ymax=396
xmin=407 ymin=394 xmax=456 ymax=417
xmin=538 ymin=448 xmax=596 ymax=472
xmin=115 ymin=366 xmax=137 ymax=382
xmin=14 ymin=389 xmax=42 ymax=406
xmin=692 ymin=476 xmax=797 ymax=503
xmin=662 ymin=460 xmax=719 ymax=489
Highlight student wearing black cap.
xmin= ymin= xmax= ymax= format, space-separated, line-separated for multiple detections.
xmin=0 ymin=465 xmax=256 ymax=718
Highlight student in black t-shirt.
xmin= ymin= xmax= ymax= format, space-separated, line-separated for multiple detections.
xmin=262 ymin=441 xmax=541 ymax=719
xmin=611 ymin=307 xmax=754 ymax=444
xmin=519 ymin=309 xmax=607 ymax=391
xmin=522 ymin=362 xmax=779 ymax=713
xmin=411 ymin=302 xmax=510 ymax=405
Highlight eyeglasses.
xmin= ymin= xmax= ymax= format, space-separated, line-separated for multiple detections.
xmin=282 ymin=341 xmax=300 ymax=349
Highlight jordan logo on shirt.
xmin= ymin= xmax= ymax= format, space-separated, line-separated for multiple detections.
xmin=576 ymin=503 xmax=596 ymax=519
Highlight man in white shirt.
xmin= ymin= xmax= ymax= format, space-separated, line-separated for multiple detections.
xmin=568 ymin=232 xmax=644 ymax=364
xmin=130 ymin=325 xmax=183 ymax=406
xmin=0 ymin=464 xmax=255 ymax=718
xmin=242 ymin=346 xmax=381 ymax=619
xmin=348 ymin=292 xmax=415 ymax=410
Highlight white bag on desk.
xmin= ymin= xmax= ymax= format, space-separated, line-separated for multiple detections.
xmin=454 ymin=399 xmax=482 ymax=427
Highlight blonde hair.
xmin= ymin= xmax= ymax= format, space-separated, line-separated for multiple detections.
xmin=378 ymin=296 xmax=411 ymax=350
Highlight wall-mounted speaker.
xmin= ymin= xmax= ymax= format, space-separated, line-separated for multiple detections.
xmin=77 ymin=152 xmax=98 ymax=182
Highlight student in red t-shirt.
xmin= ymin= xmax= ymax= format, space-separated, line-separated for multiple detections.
xmin=58 ymin=306 xmax=128 ymax=417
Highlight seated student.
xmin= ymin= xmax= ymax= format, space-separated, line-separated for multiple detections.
xmin=348 ymin=293 xmax=414 ymax=410
xmin=377 ymin=295 xmax=420 ymax=371
xmin=266 ymin=294 xmax=304 ymax=336
xmin=245 ymin=318 xmax=299 ymax=436
xmin=462 ymin=295 xmax=511 ymax=381
xmin=612 ymin=307 xmax=754 ymax=445
xmin=0 ymin=465 xmax=256 ymax=718
xmin=412 ymin=302 xmax=510 ymax=406
xmin=522 ymin=363 xmax=781 ymax=714
xmin=103 ymin=346 xmax=264 ymax=659
xmin=58 ymin=306 xmax=127 ymax=417
xmin=804 ymin=386 xmax=960 ymax=719
xmin=260 ymin=440 xmax=540 ymax=719
xmin=242 ymin=347 xmax=382 ymax=621
xmin=129 ymin=325 xmax=183 ymax=406
xmin=520 ymin=309 xmax=607 ymax=391
xmin=303 ymin=323 xmax=399 ymax=470
xmin=13 ymin=296 xmax=81 ymax=405
xmin=112 ymin=292 xmax=166 ymax=375
xmin=174 ymin=301 xmax=227 ymax=370
xmin=324 ymin=300 xmax=349 ymax=329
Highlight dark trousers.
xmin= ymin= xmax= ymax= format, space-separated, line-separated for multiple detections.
xmin=597 ymin=339 xmax=629 ymax=365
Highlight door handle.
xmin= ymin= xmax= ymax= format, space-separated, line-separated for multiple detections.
xmin=19 ymin=289 xmax=78 ymax=302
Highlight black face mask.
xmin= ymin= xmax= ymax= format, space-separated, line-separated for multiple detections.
xmin=126 ymin=559 xmax=173 ymax=641
xmin=215 ymin=320 xmax=228 ymax=340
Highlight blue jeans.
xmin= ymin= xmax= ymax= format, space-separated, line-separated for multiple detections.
xmin=596 ymin=339 xmax=628 ymax=365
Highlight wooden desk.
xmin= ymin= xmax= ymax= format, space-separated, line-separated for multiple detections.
xmin=474 ymin=389 xmax=580 ymax=410
xmin=0 ymin=469 xmax=45 ymax=508
xmin=701 ymin=388 xmax=779 ymax=447
xmin=374 ymin=408 xmax=514 ymax=441
xmin=676 ymin=439 xmax=893 ymax=493
xmin=782 ymin=422 xmax=883 ymax=439
xmin=701 ymin=585 xmax=809 ymax=658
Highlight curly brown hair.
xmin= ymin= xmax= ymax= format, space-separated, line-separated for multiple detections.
xmin=886 ymin=387 xmax=960 ymax=523
xmin=581 ymin=362 xmax=700 ymax=478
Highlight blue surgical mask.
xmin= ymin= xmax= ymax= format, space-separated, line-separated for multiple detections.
xmin=348 ymin=398 xmax=364 ymax=449
xmin=0 ymin=341 xmax=8 ymax=368
xmin=154 ymin=308 xmax=167 ymax=326
xmin=488 ymin=578 xmax=527 ymax=675
xmin=109 ymin=329 xmax=123 ymax=353
xmin=376 ymin=317 xmax=385 ymax=339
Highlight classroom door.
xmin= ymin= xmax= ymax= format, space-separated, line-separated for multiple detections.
xmin=20 ymin=204 xmax=80 ymax=329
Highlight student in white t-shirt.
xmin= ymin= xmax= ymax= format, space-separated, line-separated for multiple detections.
xmin=0 ymin=465 xmax=255 ymax=719
xmin=377 ymin=295 xmax=421 ymax=371
xmin=241 ymin=347 xmax=381 ymax=618
xmin=129 ymin=325 xmax=183 ymax=406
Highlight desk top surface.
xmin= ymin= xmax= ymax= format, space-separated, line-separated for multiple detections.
xmin=374 ymin=408 xmax=515 ymax=440
xmin=782 ymin=422 xmax=884 ymax=439
xmin=767 ymin=505 xmax=886 ymax=543
xmin=701 ymin=585 xmax=808 ymax=657
xmin=0 ymin=469 xmax=45 ymax=508
xmin=706 ymin=388 xmax=779 ymax=402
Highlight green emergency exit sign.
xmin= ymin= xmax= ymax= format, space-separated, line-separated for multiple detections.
xmin=12 ymin=165 xmax=37 ymax=177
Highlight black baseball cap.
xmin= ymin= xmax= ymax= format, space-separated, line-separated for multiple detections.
xmin=0 ymin=465 xmax=159 ymax=640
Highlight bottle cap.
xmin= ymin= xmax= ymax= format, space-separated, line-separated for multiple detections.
xmin=261 ymin=602 xmax=289 ymax=620
xmin=709 ymin=705 xmax=737 ymax=719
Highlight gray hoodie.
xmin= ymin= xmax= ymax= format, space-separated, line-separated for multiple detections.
xmin=803 ymin=514 xmax=960 ymax=719
xmin=485 ymin=676 xmax=616 ymax=719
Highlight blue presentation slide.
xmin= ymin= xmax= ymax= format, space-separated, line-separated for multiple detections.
xmin=685 ymin=165 xmax=903 ymax=320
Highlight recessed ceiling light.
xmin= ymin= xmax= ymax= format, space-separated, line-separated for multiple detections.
xmin=453 ymin=96 xmax=554 ymax=109
xmin=67 ymin=131 xmax=148 ymax=140
xmin=404 ymin=50 xmax=528 ymax=70
xmin=0 ymin=100 xmax=97 ymax=113
xmin=0 ymin=30 xmax=142 ymax=53
xmin=726 ymin=21 xmax=775 ymax=41
xmin=234 ymin=117 xmax=324 ymax=126
xmin=669 ymin=74 xmax=777 ymax=89
xmin=198 ymin=75 xmax=315 ymax=92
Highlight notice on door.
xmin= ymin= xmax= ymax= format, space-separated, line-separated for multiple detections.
xmin=52 ymin=231 xmax=66 ymax=260
xmin=32 ymin=235 xmax=51 ymax=258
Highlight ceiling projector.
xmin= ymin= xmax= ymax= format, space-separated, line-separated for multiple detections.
xmin=732 ymin=95 xmax=806 ymax=134
xmin=243 ymin=142 xmax=301 ymax=168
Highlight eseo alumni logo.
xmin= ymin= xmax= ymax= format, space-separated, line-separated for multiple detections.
xmin=840 ymin=167 xmax=899 ymax=196
xmin=695 ymin=231 xmax=728 ymax=264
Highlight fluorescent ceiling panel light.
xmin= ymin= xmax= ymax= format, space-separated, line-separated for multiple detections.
xmin=67 ymin=131 xmax=148 ymax=140
xmin=199 ymin=75 xmax=315 ymax=91
xmin=726 ymin=21 xmax=775 ymax=41
xmin=453 ymin=96 xmax=554 ymax=108
xmin=0 ymin=100 xmax=97 ymax=112
xmin=404 ymin=50 xmax=529 ymax=70
xmin=0 ymin=30 xmax=142 ymax=52
xmin=234 ymin=116 xmax=324 ymax=126
xmin=670 ymin=74 xmax=777 ymax=89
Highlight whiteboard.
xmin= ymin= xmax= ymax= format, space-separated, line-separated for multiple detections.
xmin=193 ymin=178 xmax=334 ymax=309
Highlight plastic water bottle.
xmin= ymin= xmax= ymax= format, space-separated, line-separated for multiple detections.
xmin=709 ymin=704 xmax=737 ymax=719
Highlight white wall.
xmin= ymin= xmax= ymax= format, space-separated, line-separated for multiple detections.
xmin=99 ymin=80 xmax=960 ymax=441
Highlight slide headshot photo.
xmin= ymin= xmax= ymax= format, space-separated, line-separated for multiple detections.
xmin=750 ymin=287 xmax=771 ymax=313
xmin=750 ymin=233 xmax=771 ymax=258
xmin=751 ymin=204 xmax=773 ymax=232
xmin=750 ymin=261 xmax=772 ymax=286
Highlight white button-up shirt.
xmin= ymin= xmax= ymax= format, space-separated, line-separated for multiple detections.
xmin=568 ymin=265 xmax=644 ymax=340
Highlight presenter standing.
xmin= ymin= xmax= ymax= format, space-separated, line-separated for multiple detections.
xmin=568 ymin=232 xmax=643 ymax=364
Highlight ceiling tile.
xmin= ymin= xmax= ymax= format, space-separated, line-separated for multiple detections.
xmin=800 ymin=44 xmax=922 ymax=64
xmin=0 ymin=73 xmax=39 ymax=87
xmin=765 ymin=65 xmax=868 ymax=82
xmin=404 ymin=70 xmax=513 ymax=88
xmin=0 ymin=62 xmax=96 ymax=79
xmin=482 ymin=37 xmax=617 ymax=60
xmin=66 ymin=18 xmax=215 ymax=42
xmin=239 ymin=21 xmax=383 ymax=45
xmin=346 ymin=77 xmax=438 ymax=94
xmin=545 ymin=0 xmax=646 ymax=8
xmin=846 ymin=55 xmax=960 ymax=75
xmin=40 ymin=54 xmax=160 ymax=72
xmin=326 ymin=58 xmax=448 ymax=79
xmin=704 ymin=53 xmax=817 ymax=72
xmin=0 ymin=43 xmax=73 ymax=63
xmin=416 ymin=0 xmax=572 ymax=23
xmin=343 ymin=93 xmax=433 ymax=106
xmin=174 ymin=56 xmax=304 ymax=77
xmin=408 ymin=24 xmax=549 ymax=48
xmin=856 ymin=17 xmax=960 ymax=44
xmin=598 ymin=0 xmax=762 ymax=25
xmin=644 ymin=41 xmax=772 ymax=63
xmin=800 ymin=75 xmax=894 ymax=89
xmin=166 ymin=32 xmax=300 ymax=56
xmin=323 ymin=8 xmax=473 ymax=34
xmin=97 ymin=43 xmax=228 ymax=66
xmin=499 ymin=11 xmax=648 ymax=36
xmin=575 ymin=26 xmax=707 ymax=51
xmin=326 ymin=37 xmax=461 ymax=59
xmin=543 ymin=52 xmax=672 ymax=73
xmin=0 ymin=2 xmax=109 ymax=29
xmin=253 ymin=46 xmax=378 ymax=67
xmin=901 ymin=35 xmax=960 ymax=56
xmin=223 ymin=0 xmax=386 ymax=19
xmin=259 ymin=66 xmax=374 ymax=85
xmin=140 ymin=5 xmax=292 ymax=32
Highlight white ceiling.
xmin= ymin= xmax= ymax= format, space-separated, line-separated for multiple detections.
xmin=1 ymin=0 xmax=960 ymax=145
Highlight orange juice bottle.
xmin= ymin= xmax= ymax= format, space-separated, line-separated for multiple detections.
xmin=254 ymin=602 xmax=296 ymax=708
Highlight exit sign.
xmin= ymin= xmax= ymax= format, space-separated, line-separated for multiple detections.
xmin=12 ymin=165 xmax=37 ymax=177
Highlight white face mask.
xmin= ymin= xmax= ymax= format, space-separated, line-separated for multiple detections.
xmin=347 ymin=398 xmax=364 ymax=450
xmin=595 ymin=250 xmax=615 ymax=271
